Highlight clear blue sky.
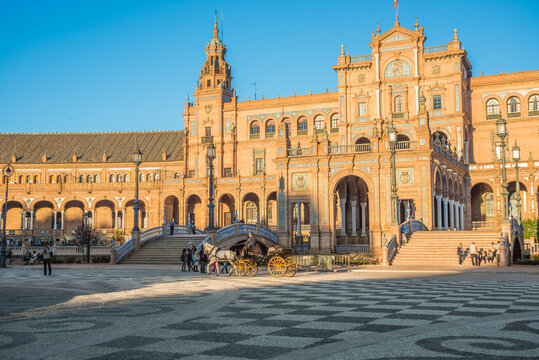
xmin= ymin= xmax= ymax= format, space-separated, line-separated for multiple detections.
xmin=1 ymin=0 xmax=537 ymax=133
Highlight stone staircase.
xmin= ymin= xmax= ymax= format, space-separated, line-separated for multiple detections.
xmin=122 ymin=235 xmax=207 ymax=264
xmin=391 ymin=231 xmax=501 ymax=266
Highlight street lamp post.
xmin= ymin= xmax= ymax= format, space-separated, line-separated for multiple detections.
xmin=206 ymin=142 xmax=216 ymax=231
xmin=132 ymin=149 xmax=142 ymax=248
xmin=496 ymin=117 xmax=509 ymax=222
xmin=512 ymin=141 xmax=521 ymax=221
xmin=83 ymin=211 xmax=90 ymax=263
xmin=1 ymin=164 xmax=15 ymax=268
xmin=388 ymin=123 xmax=399 ymax=226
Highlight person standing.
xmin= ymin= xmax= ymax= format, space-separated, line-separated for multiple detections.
xmin=199 ymin=248 xmax=207 ymax=273
xmin=169 ymin=220 xmax=175 ymax=235
xmin=187 ymin=247 xmax=193 ymax=271
xmin=42 ymin=244 xmax=53 ymax=275
xmin=470 ymin=242 xmax=478 ymax=267
xmin=181 ymin=249 xmax=187 ymax=271
xmin=457 ymin=243 xmax=464 ymax=265
xmin=492 ymin=241 xmax=501 ymax=266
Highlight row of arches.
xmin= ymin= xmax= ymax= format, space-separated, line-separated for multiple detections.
xmin=471 ymin=181 xmax=533 ymax=224
xmin=486 ymin=94 xmax=539 ymax=118
xmin=5 ymin=172 xmax=162 ymax=185
xmin=249 ymin=113 xmax=340 ymax=138
xmin=433 ymin=168 xmax=465 ymax=231
xmin=1 ymin=199 xmax=147 ymax=234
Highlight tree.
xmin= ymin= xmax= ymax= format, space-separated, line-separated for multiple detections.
xmin=111 ymin=229 xmax=125 ymax=246
xmin=73 ymin=226 xmax=99 ymax=263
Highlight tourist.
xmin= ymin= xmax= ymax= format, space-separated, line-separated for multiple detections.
xmin=42 ymin=244 xmax=53 ymax=275
xmin=487 ymin=249 xmax=493 ymax=263
xmin=192 ymin=249 xmax=198 ymax=272
xmin=199 ymin=248 xmax=207 ymax=273
xmin=169 ymin=219 xmax=175 ymax=235
xmin=30 ymin=251 xmax=38 ymax=265
xmin=221 ymin=260 xmax=229 ymax=274
xmin=187 ymin=247 xmax=193 ymax=271
xmin=24 ymin=250 xmax=31 ymax=265
xmin=492 ymin=242 xmax=501 ymax=266
xmin=181 ymin=249 xmax=187 ymax=271
xmin=6 ymin=249 xmax=12 ymax=265
xmin=190 ymin=219 xmax=196 ymax=234
xmin=470 ymin=242 xmax=478 ymax=267
xmin=457 ymin=243 xmax=464 ymax=265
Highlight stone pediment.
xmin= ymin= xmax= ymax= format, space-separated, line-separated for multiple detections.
xmin=383 ymin=33 xmax=411 ymax=43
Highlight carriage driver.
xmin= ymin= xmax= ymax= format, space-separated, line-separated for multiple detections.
xmin=242 ymin=232 xmax=257 ymax=256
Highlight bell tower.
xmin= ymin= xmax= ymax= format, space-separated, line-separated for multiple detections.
xmin=197 ymin=14 xmax=232 ymax=96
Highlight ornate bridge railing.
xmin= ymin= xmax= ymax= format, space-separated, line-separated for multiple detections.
xmin=215 ymin=223 xmax=278 ymax=244
xmin=335 ymin=244 xmax=370 ymax=254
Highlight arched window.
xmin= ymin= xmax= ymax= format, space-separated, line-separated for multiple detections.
xmin=486 ymin=99 xmax=500 ymax=116
xmin=94 ymin=175 xmax=99 ymax=183
xmin=63 ymin=175 xmax=68 ymax=184
xmin=147 ymin=173 xmax=152 ymax=182
xmin=250 ymin=120 xmax=260 ymax=138
xmin=110 ymin=174 xmax=115 ymax=183
xmin=154 ymin=173 xmax=159 ymax=181
xmin=507 ymin=96 xmax=520 ymax=115
xmin=245 ymin=201 xmax=258 ymax=223
xmin=174 ymin=173 xmax=180 ymax=179
xmin=297 ymin=116 xmax=308 ymax=133
xmin=33 ymin=175 xmax=39 ymax=184
xmin=265 ymin=119 xmax=276 ymax=137
xmin=484 ymin=193 xmax=494 ymax=218
xmin=331 ymin=114 xmax=339 ymax=128
xmin=124 ymin=174 xmax=129 ymax=182
xmin=354 ymin=137 xmax=371 ymax=152
xmin=87 ymin=175 xmax=92 ymax=183
xmin=56 ymin=175 xmax=62 ymax=183
xmin=358 ymin=103 xmax=367 ymax=116
xmin=529 ymin=94 xmax=539 ymax=113
xmin=26 ymin=175 xmax=31 ymax=183
xmin=394 ymin=96 xmax=403 ymax=113
xmin=140 ymin=174 xmax=145 ymax=182
xmin=314 ymin=115 xmax=325 ymax=130
xmin=397 ymin=134 xmax=411 ymax=149
xmin=117 ymin=174 xmax=123 ymax=183
xmin=18 ymin=175 xmax=24 ymax=184
xmin=79 ymin=175 xmax=85 ymax=183
xmin=49 ymin=175 xmax=55 ymax=184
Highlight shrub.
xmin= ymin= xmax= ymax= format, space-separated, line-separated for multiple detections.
xmin=522 ymin=219 xmax=539 ymax=241
xmin=348 ymin=253 xmax=380 ymax=265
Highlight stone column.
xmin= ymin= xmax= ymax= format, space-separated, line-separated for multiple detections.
xmin=460 ymin=204 xmax=465 ymax=230
xmin=449 ymin=200 xmax=455 ymax=230
xmin=350 ymin=198 xmax=357 ymax=236
xmin=443 ymin=198 xmax=449 ymax=231
xmin=60 ymin=210 xmax=64 ymax=229
xmin=53 ymin=211 xmax=57 ymax=229
xmin=296 ymin=202 xmax=302 ymax=238
xmin=89 ymin=210 xmax=94 ymax=228
xmin=436 ymin=195 xmax=442 ymax=231
xmin=340 ymin=199 xmax=346 ymax=236
xmin=114 ymin=210 xmax=118 ymax=229
xmin=30 ymin=210 xmax=34 ymax=230
xmin=22 ymin=211 xmax=26 ymax=230
xmin=455 ymin=202 xmax=460 ymax=231
xmin=360 ymin=202 xmax=367 ymax=237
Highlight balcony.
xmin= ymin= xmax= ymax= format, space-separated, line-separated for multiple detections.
xmin=330 ymin=127 xmax=339 ymax=133
xmin=329 ymin=144 xmax=371 ymax=154
xmin=392 ymin=112 xmax=404 ymax=119
xmin=249 ymin=133 xmax=260 ymax=139
xmin=350 ymin=55 xmax=373 ymax=62
xmin=486 ymin=114 xmax=500 ymax=120
xmin=395 ymin=141 xmax=414 ymax=150
xmin=423 ymin=45 xmax=448 ymax=54
xmin=201 ymin=136 xmax=213 ymax=144
xmin=507 ymin=112 xmax=520 ymax=118
xmin=288 ymin=147 xmax=311 ymax=157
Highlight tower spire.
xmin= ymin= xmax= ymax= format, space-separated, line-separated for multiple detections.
xmin=213 ymin=10 xmax=219 ymax=38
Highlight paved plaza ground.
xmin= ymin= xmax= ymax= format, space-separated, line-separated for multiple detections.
xmin=1 ymin=264 xmax=539 ymax=359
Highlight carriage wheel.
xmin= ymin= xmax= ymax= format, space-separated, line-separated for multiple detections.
xmin=268 ymin=256 xmax=286 ymax=277
xmin=284 ymin=256 xmax=298 ymax=277
xmin=233 ymin=259 xmax=246 ymax=277
xmin=244 ymin=259 xmax=258 ymax=277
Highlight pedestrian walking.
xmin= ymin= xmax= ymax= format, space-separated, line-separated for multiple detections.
xmin=42 ymin=244 xmax=53 ymax=275
xmin=187 ymin=247 xmax=193 ymax=271
xmin=457 ymin=243 xmax=464 ymax=265
xmin=492 ymin=242 xmax=501 ymax=266
xmin=470 ymin=242 xmax=478 ymax=267
xmin=181 ymin=249 xmax=187 ymax=271
xmin=169 ymin=220 xmax=175 ymax=235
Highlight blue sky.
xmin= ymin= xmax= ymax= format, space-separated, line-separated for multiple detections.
xmin=1 ymin=0 xmax=537 ymax=133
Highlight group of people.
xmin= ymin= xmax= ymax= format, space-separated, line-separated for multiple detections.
xmin=169 ymin=220 xmax=197 ymax=235
xmin=21 ymin=244 xmax=54 ymax=275
xmin=181 ymin=245 xmax=211 ymax=273
xmin=457 ymin=241 xmax=501 ymax=266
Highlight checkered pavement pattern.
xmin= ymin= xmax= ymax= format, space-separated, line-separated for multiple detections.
xmin=90 ymin=279 xmax=539 ymax=360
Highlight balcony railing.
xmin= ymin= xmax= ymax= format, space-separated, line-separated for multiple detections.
xmin=288 ymin=147 xmax=311 ymax=157
xmin=423 ymin=45 xmax=448 ymax=54
xmin=201 ymin=136 xmax=213 ymax=144
xmin=351 ymin=55 xmax=373 ymax=62
xmin=395 ymin=141 xmax=414 ymax=150
xmin=329 ymin=144 xmax=371 ymax=154
xmin=392 ymin=112 xmax=404 ymax=119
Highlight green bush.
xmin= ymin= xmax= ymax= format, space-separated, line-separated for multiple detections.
xmin=522 ymin=219 xmax=539 ymax=241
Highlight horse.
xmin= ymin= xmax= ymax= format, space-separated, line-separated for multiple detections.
xmin=202 ymin=241 xmax=237 ymax=276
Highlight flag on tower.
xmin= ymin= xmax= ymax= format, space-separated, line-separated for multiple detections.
xmin=394 ymin=0 xmax=399 ymax=8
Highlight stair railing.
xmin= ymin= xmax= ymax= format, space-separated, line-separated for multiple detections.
xmin=115 ymin=225 xmax=167 ymax=263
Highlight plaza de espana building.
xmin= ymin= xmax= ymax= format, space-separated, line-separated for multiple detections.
xmin=1 ymin=17 xmax=538 ymax=256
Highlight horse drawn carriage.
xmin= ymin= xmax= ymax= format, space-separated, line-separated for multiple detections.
xmin=201 ymin=237 xmax=298 ymax=277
